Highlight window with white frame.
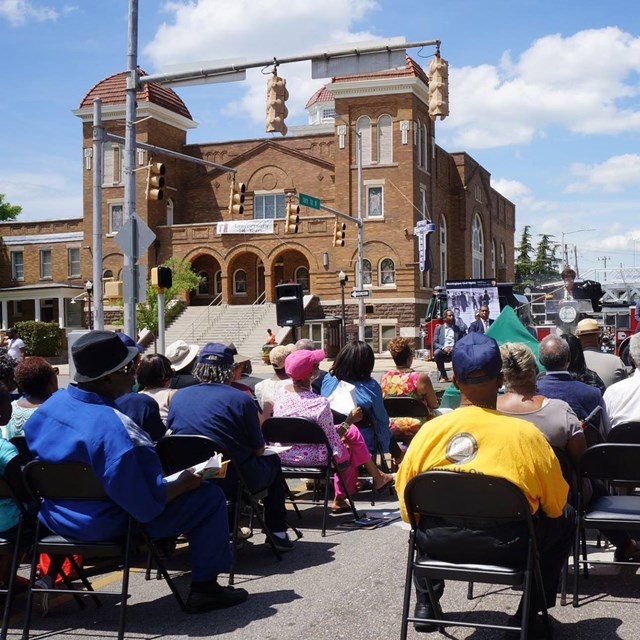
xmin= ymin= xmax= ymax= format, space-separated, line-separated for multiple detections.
xmin=377 ymin=114 xmax=393 ymax=164
xmin=356 ymin=116 xmax=372 ymax=165
xmin=439 ymin=216 xmax=447 ymax=285
xmin=490 ymin=240 xmax=496 ymax=278
xmin=11 ymin=251 xmax=24 ymax=281
xmin=214 ymin=270 xmax=222 ymax=296
xmin=40 ymin=249 xmax=52 ymax=279
xmin=364 ymin=326 xmax=374 ymax=349
xmin=472 ymin=214 xmax=484 ymax=278
xmin=366 ymin=185 xmax=383 ymax=218
xmin=300 ymin=323 xmax=323 ymax=349
xmin=102 ymin=143 xmax=124 ymax=185
xmin=380 ymin=325 xmax=396 ymax=352
xmin=295 ymin=266 xmax=309 ymax=292
xmin=68 ymin=247 xmax=81 ymax=278
xmin=420 ymin=187 xmax=427 ymax=218
xmin=109 ymin=203 xmax=124 ymax=234
xmin=423 ymin=123 xmax=429 ymax=172
xmin=233 ymin=269 xmax=247 ymax=295
xmin=166 ymin=198 xmax=174 ymax=226
xmin=362 ymin=259 xmax=372 ymax=285
xmin=103 ymin=269 xmax=114 ymax=280
xmin=379 ymin=258 xmax=396 ymax=285
xmin=254 ymin=193 xmax=285 ymax=219
xmin=416 ymin=118 xmax=424 ymax=168
xmin=322 ymin=108 xmax=336 ymax=121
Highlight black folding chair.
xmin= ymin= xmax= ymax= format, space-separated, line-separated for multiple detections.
xmin=262 ymin=417 xmax=361 ymax=536
xmin=0 ymin=474 xmax=31 ymax=640
xmin=606 ymin=422 xmax=640 ymax=444
xmin=384 ymin=397 xmax=431 ymax=443
xmin=21 ymin=461 xmax=185 ymax=640
xmin=583 ymin=422 xmax=605 ymax=448
xmin=156 ymin=434 xmax=283 ymax=586
xmin=573 ymin=443 xmax=640 ymax=607
xmin=400 ymin=471 xmax=552 ymax=640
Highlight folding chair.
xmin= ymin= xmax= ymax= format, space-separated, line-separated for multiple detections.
xmin=400 ymin=471 xmax=552 ymax=640
xmin=383 ymin=396 xmax=431 ymax=444
xmin=21 ymin=461 xmax=185 ymax=640
xmin=583 ymin=422 xmax=605 ymax=448
xmin=262 ymin=417 xmax=361 ymax=536
xmin=606 ymin=422 xmax=640 ymax=444
xmin=0 ymin=474 xmax=31 ymax=640
xmin=573 ymin=443 xmax=640 ymax=607
xmin=156 ymin=434 xmax=283 ymax=586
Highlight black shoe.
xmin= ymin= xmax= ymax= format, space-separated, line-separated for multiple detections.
xmin=186 ymin=583 xmax=248 ymax=614
xmin=414 ymin=602 xmax=438 ymax=633
xmin=269 ymin=532 xmax=295 ymax=552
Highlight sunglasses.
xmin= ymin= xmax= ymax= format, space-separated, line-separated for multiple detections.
xmin=116 ymin=360 xmax=136 ymax=375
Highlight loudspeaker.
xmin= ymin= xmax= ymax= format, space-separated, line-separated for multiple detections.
xmin=275 ymin=283 xmax=304 ymax=327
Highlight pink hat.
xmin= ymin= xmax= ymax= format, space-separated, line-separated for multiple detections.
xmin=285 ymin=349 xmax=325 ymax=381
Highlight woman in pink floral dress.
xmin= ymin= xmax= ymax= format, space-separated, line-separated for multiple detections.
xmin=380 ymin=337 xmax=439 ymax=438
xmin=272 ymin=349 xmax=394 ymax=513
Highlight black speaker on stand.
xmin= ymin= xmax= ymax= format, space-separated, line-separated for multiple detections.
xmin=275 ymin=283 xmax=304 ymax=328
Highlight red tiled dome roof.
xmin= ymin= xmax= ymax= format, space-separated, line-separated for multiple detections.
xmin=79 ymin=70 xmax=192 ymax=120
xmin=305 ymin=86 xmax=335 ymax=109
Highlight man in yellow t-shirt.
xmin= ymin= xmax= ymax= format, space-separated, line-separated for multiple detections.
xmin=396 ymin=332 xmax=574 ymax=636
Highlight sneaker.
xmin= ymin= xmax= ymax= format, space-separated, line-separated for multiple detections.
xmin=185 ymin=582 xmax=248 ymax=614
xmin=413 ymin=602 xmax=438 ymax=633
xmin=34 ymin=575 xmax=53 ymax=617
xmin=269 ymin=532 xmax=295 ymax=552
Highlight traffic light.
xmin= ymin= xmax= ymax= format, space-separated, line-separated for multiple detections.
xmin=284 ymin=202 xmax=300 ymax=233
xmin=265 ymin=73 xmax=289 ymax=136
xmin=228 ymin=179 xmax=246 ymax=215
xmin=333 ymin=218 xmax=346 ymax=247
xmin=146 ymin=161 xmax=166 ymax=201
xmin=427 ymin=55 xmax=449 ymax=120
xmin=151 ymin=266 xmax=172 ymax=289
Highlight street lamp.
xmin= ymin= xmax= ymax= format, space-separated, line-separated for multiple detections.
xmin=339 ymin=270 xmax=348 ymax=348
xmin=85 ymin=280 xmax=94 ymax=330
xmin=560 ymin=229 xmax=595 ymax=275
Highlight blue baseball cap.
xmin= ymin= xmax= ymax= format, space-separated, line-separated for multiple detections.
xmin=116 ymin=332 xmax=144 ymax=353
xmin=197 ymin=343 xmax=235 ymax=366
xmin=452 ymin=333 xmax=502 ymax=384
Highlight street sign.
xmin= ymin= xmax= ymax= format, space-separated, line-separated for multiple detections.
xmin=115 ymin=212 xmax=156 ymax=255
xmin=350 ymin=289 xmax=371 ymax=298
xmin=299 ymin=193 xmax=321 ymax=210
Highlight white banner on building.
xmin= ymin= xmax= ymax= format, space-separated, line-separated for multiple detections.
xmin=215 ymin=220 xmax=274 ymax=235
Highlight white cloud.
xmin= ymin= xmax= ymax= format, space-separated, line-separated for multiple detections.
xmin=565 ymin=154 xmax=640 ymax=193
xmin=144 ymin=0 xmax=381 ymax=124
xmin=0 ymin=0 xmax=70 ymax=26
xmin=442 ymin=27 xmax=640 ymax=149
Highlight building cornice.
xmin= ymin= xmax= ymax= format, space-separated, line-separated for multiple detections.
xmin=327 ymin=76 xmax=429 ymax=107
xmin=73 ymin=101 xmax=197 ymax=131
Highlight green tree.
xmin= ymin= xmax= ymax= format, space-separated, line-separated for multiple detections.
xmin=532 ymin=234 xmax=561 ymax=285
xmin=514 ymin=225 xmax=535 ymax=289
xmin=137 ymin=257 xmax=202 ymax=334
xmin=0 ymin=194 xmax=21 ymax=221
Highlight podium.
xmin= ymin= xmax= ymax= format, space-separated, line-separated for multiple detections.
xmin=545 ymin=299 xmax=594 ymax=333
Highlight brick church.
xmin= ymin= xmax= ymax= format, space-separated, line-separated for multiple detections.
xmin=0 ymin=57 xmax=515 ymax=353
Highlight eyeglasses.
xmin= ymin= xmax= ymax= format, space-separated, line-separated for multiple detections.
xmin=116 ymin=360 xmax=135 ymax=375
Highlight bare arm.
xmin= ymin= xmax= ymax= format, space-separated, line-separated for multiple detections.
xmin=416 ymin=373 xmax=439 ymax=409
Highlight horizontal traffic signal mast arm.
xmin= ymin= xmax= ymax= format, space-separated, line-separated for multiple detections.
xmin=139 ymin=39 xmax=441 ymax=87
xmin=289 ymin=194 xmax=362 ymax=229
xmin=103 ymin=132 xmax=236 ymax=173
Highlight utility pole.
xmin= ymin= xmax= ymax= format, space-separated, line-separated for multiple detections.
xmin=598 ymin=255 xmax=611 ymax=281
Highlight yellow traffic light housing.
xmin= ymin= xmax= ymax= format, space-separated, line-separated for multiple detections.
xmin=266 ymin=73 xmax=289 ymax=136
xmin=146 ymin=161 xmax=166 ymax=201
xmin=228 ymin=179 xmax=246 ymax=215
xmin=428 ymin=54 xmax=449 ymax=120
xmin=284 ymin=203 xmax=300 ymax=233
xmin=333 ymin=218 xmax=346 ymax=247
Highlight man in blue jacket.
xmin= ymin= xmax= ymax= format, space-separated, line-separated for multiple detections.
xmin=433 ymin=309 xmax=465 ymax=382
xmin=24 ymin=331 xmax=247 ymax=614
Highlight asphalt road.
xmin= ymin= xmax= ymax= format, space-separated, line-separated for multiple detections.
xmin=8 ymin=487 xmax=640 ymax=640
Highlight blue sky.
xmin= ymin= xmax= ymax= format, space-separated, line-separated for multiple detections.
xmin=1 ymin=0 xmax=639 ymax=279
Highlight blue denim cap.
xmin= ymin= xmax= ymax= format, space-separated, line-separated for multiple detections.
xmin=452 ymin=332 xmax=502 ymax=384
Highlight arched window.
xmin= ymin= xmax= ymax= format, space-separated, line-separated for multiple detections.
xmin=439 ymin=216 xmax=447 ymax=285
xmin=102 ymin=269 xmax=114 ymax=280
xmin=472 ymin=214 xmax=484 ymax=278
xmin=377 ymin=114 xmax=392 ymax=164
xmin=214 ymin=270 xmax=222 ymax=296
xmin=198 ymin=271 xmax=209 ymax=296
xmin=166 ymin=198 xmax=174 ymax=226
xmin=416 ymin=118 xmax=424 ymax=168
xmin=362 ymin=259 xmax=372 ymax=286
xmin=491 ymin=240 xmax=496 ymax=278
xmin=233 ymin=269 xmax=247 ymax=295
xmin=295 ymin=266 xmax=309 ymax=292
xmin=356 ymin=116 xmax=372 ymax=166
xmin=500 ymin=242 xmax=506 ymax=268
xmin=379 ymin=258 xmax=396 ymax=285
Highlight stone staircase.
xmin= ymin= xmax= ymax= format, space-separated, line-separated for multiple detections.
xmin=162 ymin=303 xmax=282 ymax=362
